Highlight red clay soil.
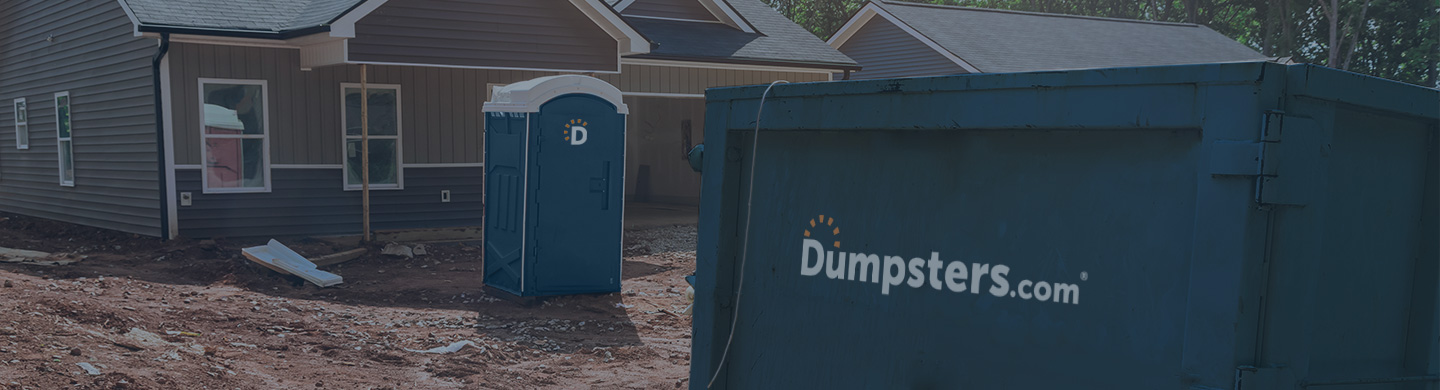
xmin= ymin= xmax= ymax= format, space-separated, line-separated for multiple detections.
xmin=0 ymin=213 xmax=696 ymax=389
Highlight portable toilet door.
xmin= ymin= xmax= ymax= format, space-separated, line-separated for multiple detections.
xmin=482 ymin=75 xmax=628 ymax=297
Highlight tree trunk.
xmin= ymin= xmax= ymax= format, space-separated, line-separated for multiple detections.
xmin=1261 ymin=0 xmax=1276 ymax=56
xmin=1341 ymin=0 xmax=1372 ymax=70
xmin=1316 ymin=0 xmax=1339 ymax=67
xmin=1280 ymin=0 xmax=1293 ymax=57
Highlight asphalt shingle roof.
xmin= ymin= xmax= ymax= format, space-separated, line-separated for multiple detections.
xmin=122 ymin=0 xmax=857 ymax=69
xmin=123 ymin=0 xmax=362 ymax=34
xmin=873 ymin=0 xmax=1268 ymax=73
xmin=625 ymin=0 xmax=859 ymax=69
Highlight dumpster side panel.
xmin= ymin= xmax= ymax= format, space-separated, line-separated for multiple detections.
xmin=1408 ymin=123 xmax=1439 ymax=388
xmin=708 ymin=128 xmax=1204 ymax=389
xmin=692 ymin=98 xmax=746 ymax=389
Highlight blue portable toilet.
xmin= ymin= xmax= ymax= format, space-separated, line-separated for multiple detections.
xmin=481 ymin=75 xmax=628 ymax=297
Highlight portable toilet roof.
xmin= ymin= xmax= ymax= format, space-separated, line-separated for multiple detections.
xmin=483 ymin=75 xmax=628 ymax=114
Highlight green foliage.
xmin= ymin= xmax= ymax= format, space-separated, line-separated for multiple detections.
xmin=761 ymin=0 xmax=1438 ymax=87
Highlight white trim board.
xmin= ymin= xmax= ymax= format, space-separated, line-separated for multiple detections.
xmin=346 ymin=60 xmax=622 ymax=75
xmin=115 ymin=0 xmax=142 ymax=37
xmin=329 ymin=0 xmax=389 ymax=38
xmin=623 ymin=15 xmax=726 ymax=24
xmin=614 ymin=0 xmax=755 ymax=33
xmin=570 ymin=0 xmax=652 ymax=55
xmin=140 ymin=32 xmax=341 ymax=50
xmin=161 ymin=54 xmax=179 ymax=239
xmin=622 ymin=58 xmax=839 ymax=74
xmin=826 ymin=3 xmax=981 ymax=73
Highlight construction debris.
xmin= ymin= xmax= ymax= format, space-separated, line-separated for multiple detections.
xmin=0 ymin=247 xmax=79 ymax=266
xmin=241 ymin=240 xmax=343 ymax=287
xmin=76 ymin=362 xmax=102 ymax=376
xmin=309 ymin=248 xmax=367 ymax=267
xmin=404 ymin=340 xmax=478 ymax=354
xmin=381 ymin=243 xmax=414 ymax=259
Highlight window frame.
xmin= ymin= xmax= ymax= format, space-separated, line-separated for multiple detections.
xmin=13 ymin=98 xmax=27 ymax=150
xmin=339 ymin=82 xmax=404 ymax=191
xmin=54 ymin=92 xmax=73 ymax=187
xmin=198 ymin=78 xmax=271 ymax=194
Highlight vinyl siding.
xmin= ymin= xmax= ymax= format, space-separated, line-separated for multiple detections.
xmin=623 ymin=0 xmax=718 ymax=21
xmin=0 ymin=0 xmax=161 ymax=235
xmin=167 ymin=43 xmax=829 ymax=235
xmin=599 ymin=64 xmax=831 ymax=95
xmin=169 ymin=45 xmax=829 ymax=166
xmin=348 ymin=0 xmax=620 ymax=72
xmin=175 ymin=167 xmax=482 ymax=238
xmin=837 ymin=16 xmax=968 ymax=80
xmin=170 ymin=43 xmax=570 ymax=166
xmin=624 ymin=96 xmax=705 ymax=205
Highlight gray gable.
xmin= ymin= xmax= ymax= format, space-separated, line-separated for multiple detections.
xmin=626 ymin=0 xmax=859 ymax=69
xmin=122 ymin=0 xmax=362 ymax=35
xmin=871 ymin=1 xmax=1268 ymax=73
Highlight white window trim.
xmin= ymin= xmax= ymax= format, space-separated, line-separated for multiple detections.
xmin=54 ymin=92 xmax=73 ymax=187
xmin=339 ymin=83 xmax=404 ymax=191
xmin=13 ymin=98 xmax=28 ymax=150
xmin=198 ymin=78 xmax=272 ymax=194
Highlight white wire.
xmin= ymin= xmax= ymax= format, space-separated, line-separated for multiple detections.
xmin=707 ymin=80 xmax=788 ymax=389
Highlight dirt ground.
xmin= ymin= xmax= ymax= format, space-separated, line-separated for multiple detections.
xmin=0 ymin=213 xmax=697 ymax=389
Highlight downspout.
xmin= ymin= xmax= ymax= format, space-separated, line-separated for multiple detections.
xmin=152 ymin=33 xmax=171 ymax=240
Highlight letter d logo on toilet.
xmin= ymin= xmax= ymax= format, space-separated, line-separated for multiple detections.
xmin=565 ymin=119 xmax=588 ymax=146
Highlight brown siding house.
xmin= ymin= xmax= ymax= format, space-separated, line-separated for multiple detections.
xmin=0 ymin=0 xmax=858 ymax=239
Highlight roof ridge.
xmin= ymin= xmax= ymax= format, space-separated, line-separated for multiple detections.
xmin=875 ymin=0 xmax=1201 ymax=28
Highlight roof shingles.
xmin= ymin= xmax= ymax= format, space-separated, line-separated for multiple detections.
xmin=874 ymin=1 xmax=1268 ymax=73
xmin=124 ymin=0 xmax=361 ymax=33
xmin=624 ymin=0 xmax=859 ymax=69
xmin=121 ymin=0 xmax=857 ymax=69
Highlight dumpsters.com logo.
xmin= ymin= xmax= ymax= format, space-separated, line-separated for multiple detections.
xmin=800 ymin=214 xmax=1081 ymax=305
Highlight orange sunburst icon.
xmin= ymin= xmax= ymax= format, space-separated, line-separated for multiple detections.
xmin=804 ymin=214 xmax=840 ymax=248
xmin=564 ymin=119 xmax=587 ymax=142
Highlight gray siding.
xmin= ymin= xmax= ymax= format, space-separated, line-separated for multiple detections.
xmin=623 ymin=0 xmax=718 ymax=21
xmin=175 ymin=167 xmax=482 ymax=238
xmin=598 ymin=64 xmax=831 ymax=95
xmin=624 ymin=96 xmax=704 ymax=205
xmin=348 ymin=0 xmax=620 ymax=72
xmin=0 ymin=0 xmax=161 ymax=235
xmin=837 ymin=16 xmax=968 ymax=80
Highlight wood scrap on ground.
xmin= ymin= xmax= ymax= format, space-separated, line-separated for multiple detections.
xmin=0 ymin=247 xmax=80 ymax=266
xmin=308 ymin=248 xmax=366 ymax=267
xmin=241 ymin=240 xmax=343 ymax=287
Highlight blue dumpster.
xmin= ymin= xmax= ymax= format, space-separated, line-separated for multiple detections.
xmin=692 ymin=63 xmax=1439 ymax=389
xmin=482 ymin=75 xmax=627 ymax=297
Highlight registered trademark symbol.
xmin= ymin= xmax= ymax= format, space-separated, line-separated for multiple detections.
xmin=1080 ymin=271 xmax=1088 ymax=281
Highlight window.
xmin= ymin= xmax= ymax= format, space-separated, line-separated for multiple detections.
xmin=13 ymin=98 xmax=27 ymax=150
xmin=54 ymin=92 xmax=72 ymax=186
xmin=199 ymin=79 xmax=269 ymax=193
xmin=341 ymin=83 xmax=402 ymax=190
